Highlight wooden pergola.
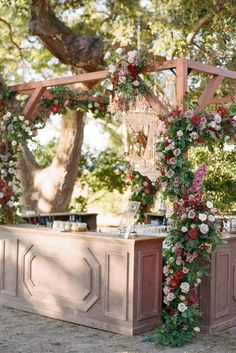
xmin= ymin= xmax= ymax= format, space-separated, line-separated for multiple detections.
xmin=12 ymin=57 xmax=236 ymax=120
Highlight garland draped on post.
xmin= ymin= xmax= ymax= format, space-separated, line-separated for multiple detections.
xmin=152 ymin=108 xmax=236 ymax=347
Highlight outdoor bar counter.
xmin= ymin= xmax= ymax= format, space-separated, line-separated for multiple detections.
xmin=0 ymin=224 xmax=164 ymax=335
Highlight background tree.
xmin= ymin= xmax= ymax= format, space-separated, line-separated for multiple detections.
xmin=0 ymin=0 xmax=236 ymax=213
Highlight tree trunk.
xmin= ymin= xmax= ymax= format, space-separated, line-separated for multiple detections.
xmin=17 ymin=0 xmax=104 ymax=213
xmin=19 ymin=110 xmax=84 ymax=213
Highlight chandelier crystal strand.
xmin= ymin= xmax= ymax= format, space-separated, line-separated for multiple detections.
xmin=119 ymin=95 xmax=161 ymax=183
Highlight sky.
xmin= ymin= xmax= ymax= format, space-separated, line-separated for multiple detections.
xmin=35 ymin=114 xmax=110 ymax=152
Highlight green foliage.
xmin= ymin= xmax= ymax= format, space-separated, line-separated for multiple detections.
xmin=33 ymin=139 xmax=58 ymax=168
xmin=78 ymin=149 xmax=128 ymax=194
xmin=189 ymin=146 xmax=236 ymax=214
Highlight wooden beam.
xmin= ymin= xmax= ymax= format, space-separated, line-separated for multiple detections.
xmin=142 ymin=59 xmax=177 ymax=73
xmin=12 ymin=70 xmax=108 ymax=93
xmin=187 ymin=59 xmax=236 ymax=80
xmin=176 ymin=58 xmax=188 ymax=109
xmin=209 ymin=95 xmax=234 ymax=105
xmin=195 ymin=75 xmax=224 ymax=112
xmin=23 ymin=87 xmax=46 ymax=119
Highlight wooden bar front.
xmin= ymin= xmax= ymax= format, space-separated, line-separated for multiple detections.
xmin=0 ymin=225 xmax=164 ymax=335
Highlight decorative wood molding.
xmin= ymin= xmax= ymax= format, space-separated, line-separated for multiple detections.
xmin=176 ymin=58 xmax=188 ymax=110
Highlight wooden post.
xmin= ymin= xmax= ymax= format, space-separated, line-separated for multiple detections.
xmin=176 ymin=58 xmax=188 ymax=110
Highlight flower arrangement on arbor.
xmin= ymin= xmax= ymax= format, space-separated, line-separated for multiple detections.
xmin=105 ymin=47 xmax=150 ymax=110
xmin=151 ymin=107 xmax=236 ymax=347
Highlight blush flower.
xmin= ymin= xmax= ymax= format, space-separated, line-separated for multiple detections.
xmin=199 ymin=223 xmax=209 ymax=234
xmin=199 ymin=213 xmax=207 ymax=222
xmin=188 ymin=210 xmax=196 ymax=219
xmin=177 ymin=302 xmax=188 ymax=312
xmin=180 ymin=282 xmax=190 ymax=293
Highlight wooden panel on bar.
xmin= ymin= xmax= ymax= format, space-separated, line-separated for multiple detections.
xmin=0 ymin=224 xmax=165 ymax=336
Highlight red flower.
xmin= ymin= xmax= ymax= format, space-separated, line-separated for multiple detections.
xmin=188 ymin=295 xmax=199 ymax=305
xmin=175 ymin=249 xmax=182 ymax=257
xmin=0 ymin=180 xmax=5 ymax=189
xmin=191 ymin=115 xmax=201 ymax=126
xmin=218 ymin=107 xmax=228 ymax=116
xmin=168 ymin=309 xmax=175 ymax=317
xmin=225 ymin=118 xmax=232 ymax=125
xmin=127 ymin=64 xmax=137 ymax=80
xmin=50 ymin=104 xmax=60 ymax=114
xmin=189 ymin=228 xmax=198 ymax=239
xmin=173 ymin=202 xmax=179 ymax=211
xmin=168 ymin=278 xmax=179 ymax=288
xmin=174 ymin=269 xmax=185 ymax=280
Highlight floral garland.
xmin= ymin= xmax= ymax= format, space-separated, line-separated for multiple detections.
xmin=129 ymin=171 xmax=158 ymax=223
xmin=0 ymin=82 xmax=39 ymax=223
xmin=151 ymin=107 xmax=236 ymax=347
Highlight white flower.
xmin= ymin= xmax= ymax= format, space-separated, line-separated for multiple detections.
xmin=104 ymin=51 xmax=111 ymax=59
xmin=12 ymin=140 xmax=17 ymax=147
xmin=212 ymin=207 xmax=217 ymax=214
xmin=194 ymin=327 xmax=200 ymax=332
xmin=206 ymin=201 xmax=213 ymax=209
xmin=119 ymin=76 xmax=126 ymax=83
xmin=199 ymin=213 xmax=207 ymax=222
xmin=190 ymin=131 xmax=199 ymax=140
xmin=209 ymin=121 xmax=217 ymax=129
xmin=188 ymin=210 xmax=196 ymax=219
xmin=167 ymin=292 xmax=175 ymax=301
xmin=7 ymin=201 xmax=14 ymax=208
xmin=8 ymin=168 xmax=14 ymax=174
xmin=180 ymin=282 xmax=190 ymax=293
xmin=163 ymin=286 xmax=170 ymax=295
xmin=19 ymin=115 xmax=24 ymax=121
xmin=166 ymin=169 xmax=175 ymax=178
xmin=127 ymin=56 xmax=135 ymax=64
xmin=224 ymin=135 xmax=230 ymax=141
xmin=25 ymin=120 xmax=30 ymax=126
xmin=196 ymin=278 xmax=201 ymax=284
xmin=108 ymin=64 xmax=116 ymax=73
xmin=182 ymin=267 xmax=189 ymax=274
xmin=173 ymin=148 xmax=181 ymax=157
xmin=177 ymin=130 xmax=183 ymax=138
xmin=181 ymin=226 xmax=188 ymax=232
xmin=0 ymin=192 xmax=3 ymax=199
xmin=115 ymin=47 xmax=123 ymax=55
xmin=163 ymin=296 xmax=170 ymax=305
xmin=163 ymin=265 xmax=170 ymax=275
xmin=208 ymin=215 xmax=215 ymax=222
xmin=6 ymin=112 xmax=11 ymax=117
xmin=214 ymin=113 xmax=222 ymax=123
xmin=199 ymin=223 xmax=209 ymax=234
xmin=178 ymin=302 xmax=188 ymax=312
xmin=0 ymin=204 xmax=2 ymax=209
xmin=2 ymin=114 xmax=8 ymax=121
xmin=179 ymin=295 xmax=186 ymax=301
xmin=132 ymin=80 xmax=140 ymax=86
xmin=184 ymin=110 xmax=194 ymax=118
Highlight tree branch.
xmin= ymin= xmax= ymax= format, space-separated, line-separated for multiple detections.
xmin=29 ymin=0 xmax=104 ymax=71
xmin=187 ymin=1 xmax=228 ymax=45
xmin=0 ymin=17 xmax=23 ymax=58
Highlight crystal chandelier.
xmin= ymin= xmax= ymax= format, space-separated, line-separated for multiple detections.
xmin=119 ymin=95 xmax=162 ymax=183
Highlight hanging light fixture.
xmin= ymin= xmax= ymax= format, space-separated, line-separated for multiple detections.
xmin=118 ymin=95 xmax=162 ymax=183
